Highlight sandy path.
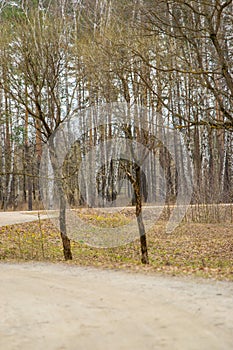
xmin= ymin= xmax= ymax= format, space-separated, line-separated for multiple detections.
xmin=0 ymin=262 xmax=233 ymax=350
xmin=0 ymin=211 xmax=50 ymax=227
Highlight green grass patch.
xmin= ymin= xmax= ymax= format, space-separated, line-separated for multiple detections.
xmin=77 ymin=210 xmax=131 ymax=228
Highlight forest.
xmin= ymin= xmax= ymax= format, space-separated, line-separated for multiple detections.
xmin=0 ymin=0 xmax=232 ymax=262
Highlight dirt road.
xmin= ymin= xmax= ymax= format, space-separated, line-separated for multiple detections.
xmin=0 ymin=211 xmax=50 ymax=227
xmin=0 ymin=262 xmax=233 ymax=350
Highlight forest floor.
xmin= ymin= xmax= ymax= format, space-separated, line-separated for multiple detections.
xmin=0 ymin=209 xmax=233 ymax=281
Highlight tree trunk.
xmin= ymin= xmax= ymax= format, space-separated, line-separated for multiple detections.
xmin=127 ymin=164 xmax=149 ymax=264
xmin=137 ymin=214 xmax=149 ymax=264
xmin=134 ymin=166 xmax=149 ymax=264
xmin=49 ymin=141 xmax=72 ymax=260
xmin=59 ymin=193 xmax=72 ymax=260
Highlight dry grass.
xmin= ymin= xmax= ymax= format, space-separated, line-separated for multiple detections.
xmin=0 ymin=212 xmax=233 ymax=281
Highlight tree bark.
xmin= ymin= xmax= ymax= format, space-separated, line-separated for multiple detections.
xmin=49 ymin=141 xmax=72 ymax=260
xmin=134 ymin=166 xmax=149 ymax=264
xmin=59 ymin=193 xmax=72 ymax=260
xmin=126 ymin=163 xmax=149 ymax=264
